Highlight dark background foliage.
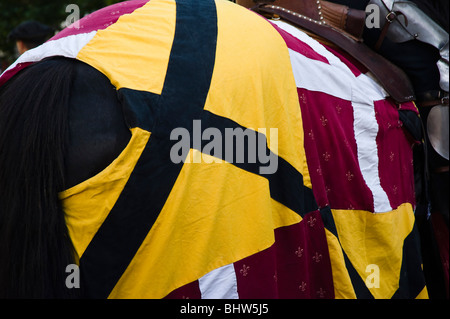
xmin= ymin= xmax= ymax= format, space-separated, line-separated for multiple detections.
xmin=0 ymin=0 xmax=123 ymax=70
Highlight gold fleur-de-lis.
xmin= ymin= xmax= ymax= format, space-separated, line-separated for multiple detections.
xmin=300 ymin=93 xmax=307 ymax=104
xmin=322 ymin=152 xmax=331 ymax=162
xmin=312 ymin=252 xmax=322 ymax=263
xmin=389 ymin=152 xmax=395 ymax=162
xmin=346 ymin=171 xmax=354 ymax=181
xmin=317 ymin=288 xmax=326 ymax=298
xmin=295 ymin=246 xmax=304 ymax=258
xmin=320 ymin=115 xmax=328 ymax=127
xmin=392 ymin=185 xmax=398 ymax=195
xmin=307 ymin=216 xmax=316 ymax=227
xmin=240 ymin=264 xmax=250 ymax=277
xmin=299 ymin=281 xmax=307 ymax=292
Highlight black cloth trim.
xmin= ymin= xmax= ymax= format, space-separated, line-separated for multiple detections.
xmin=79 ymin=0 xmax=218 ymax=298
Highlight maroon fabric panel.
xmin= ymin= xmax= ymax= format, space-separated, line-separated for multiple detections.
xmin=299 ymin=87 xmax=374 ymax=211
xmin=234 ymin=246 xmax=279 ymax=299
xmin=272 ymin=23 xmax=330 ymax=64
xmin=374 ymin=99 xmax=416 ymax=209
xmin=163 ymin=280 xmax=201 ymax=300
xmin=51 ymin=0 xmax=149 ymax=41
xmin=0 ymin=62 xmax=33 ymax=87
xmin=234 ymin=211 xmax=334 ymax=299
xmin=274 ymin=210 xmax=334 ymax=299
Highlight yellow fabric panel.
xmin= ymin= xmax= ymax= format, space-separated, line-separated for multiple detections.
xmin=324 ymin=229 xmax=357 ymax=299
xmin=416 ymin=286 xmax=429 ymax=299
xmin=76 ymin=0 xmax=176 ymax=94
xmin=108 ymin=149 xmax=302 ymax=298
xmin=205 ymin=0 xmax=311 ymax=188
xmin=60 ymin=128 xmax=150 ymax=259
xmin=331 ymin=203 xmax=416 ymax=299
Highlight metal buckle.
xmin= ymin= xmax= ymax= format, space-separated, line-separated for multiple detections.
xmin=386 ymin=11 xmax=397 ymax=23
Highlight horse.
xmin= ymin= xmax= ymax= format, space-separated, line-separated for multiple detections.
xmin=0 ymin=0 xmax=436 ymax=299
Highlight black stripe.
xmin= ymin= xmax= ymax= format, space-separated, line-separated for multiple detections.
xmin=344 ymin=253 xmax=375 ymax=299
xmin=321 ymin=206 xmax=426 ymax=299
xmin=319 ymin=206 xmax=338 ymax=237
xmin=198 ymin=110 xmax=317 ymax=217
xmin=392 ymin=222 xmax=427 ymax=299
xmin=118 ymin=88 xmax=160 ymax=131
xmin=319 ymin=206 xmax=374 ymax=299
xmin=79 ymin=0 xmax=218 ymax=298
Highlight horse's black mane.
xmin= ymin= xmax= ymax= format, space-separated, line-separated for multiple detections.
xmin=0 ymin=56 xmax=130 ymax=298
xmin=0 ymin=57 xmax=79 ymax=298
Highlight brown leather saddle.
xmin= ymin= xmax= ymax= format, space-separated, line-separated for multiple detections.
xmin=248 ymin=0 xmax=416 ymax=103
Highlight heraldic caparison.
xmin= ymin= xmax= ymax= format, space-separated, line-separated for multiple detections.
xmin=1 ymin=0 xmax=427 ymax=299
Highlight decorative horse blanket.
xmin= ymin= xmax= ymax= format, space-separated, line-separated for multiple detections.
xmin=0 ymin=0 xmax=426 ymax=299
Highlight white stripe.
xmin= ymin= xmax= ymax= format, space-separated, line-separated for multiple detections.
xmin=275 ymin=20 xmax=392 ymax=213
xmin=273 ymin=20 xmax=355 ymax=101
xmin=271 ymin=19 xmax=356 ymax=74
xmin=289 ymin=48 xmax=353 ymax=100
xmin=273 ymin=19 xmax=389 ymax=100
xmin=352 ymin=76 xmax=392 ymax=213
xmin=198 ymin=264 xmax=239 ymax=299
xmin=1 ymin=31 xmax=97 ymax=77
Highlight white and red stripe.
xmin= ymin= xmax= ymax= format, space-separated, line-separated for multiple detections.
xmin=271 ymin=19 xmax=396 ymax=213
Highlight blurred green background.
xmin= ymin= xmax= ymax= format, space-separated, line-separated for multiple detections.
xmin=0 ymin=0 xmax=124 ymax=71
xmin=0 ymin=0 xmax=237 ymax=72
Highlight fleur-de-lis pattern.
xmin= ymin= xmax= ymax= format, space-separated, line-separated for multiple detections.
xmin=317 ymin=288 xmax=326 ymax=298
xmin=313 ymin=252 xmax=323 ymax=263
xmin=295 ymin=246 xmax=304 ymax=258
xmin=346 ymin=171 xmax=354 ymax=181
xmin=240 ymin=264 xmax=250 ymax=277
xmin=307 ymin=216 xmax=316 ymax=227
xmin=299 ymin=281 xmax=307 ymax=292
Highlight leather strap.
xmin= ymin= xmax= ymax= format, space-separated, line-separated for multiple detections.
xmin=253 ymin=3 xmax=416 ymax=103
xmin=416 ymin=90 xmax=449 ymax=107
xmin=320 ymin=1 xmax=365 ymax=41
xmin=254 ymin=0 xmax=366 ymax=40
xmin=375 ymin=10 xmax=407 ymax=51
